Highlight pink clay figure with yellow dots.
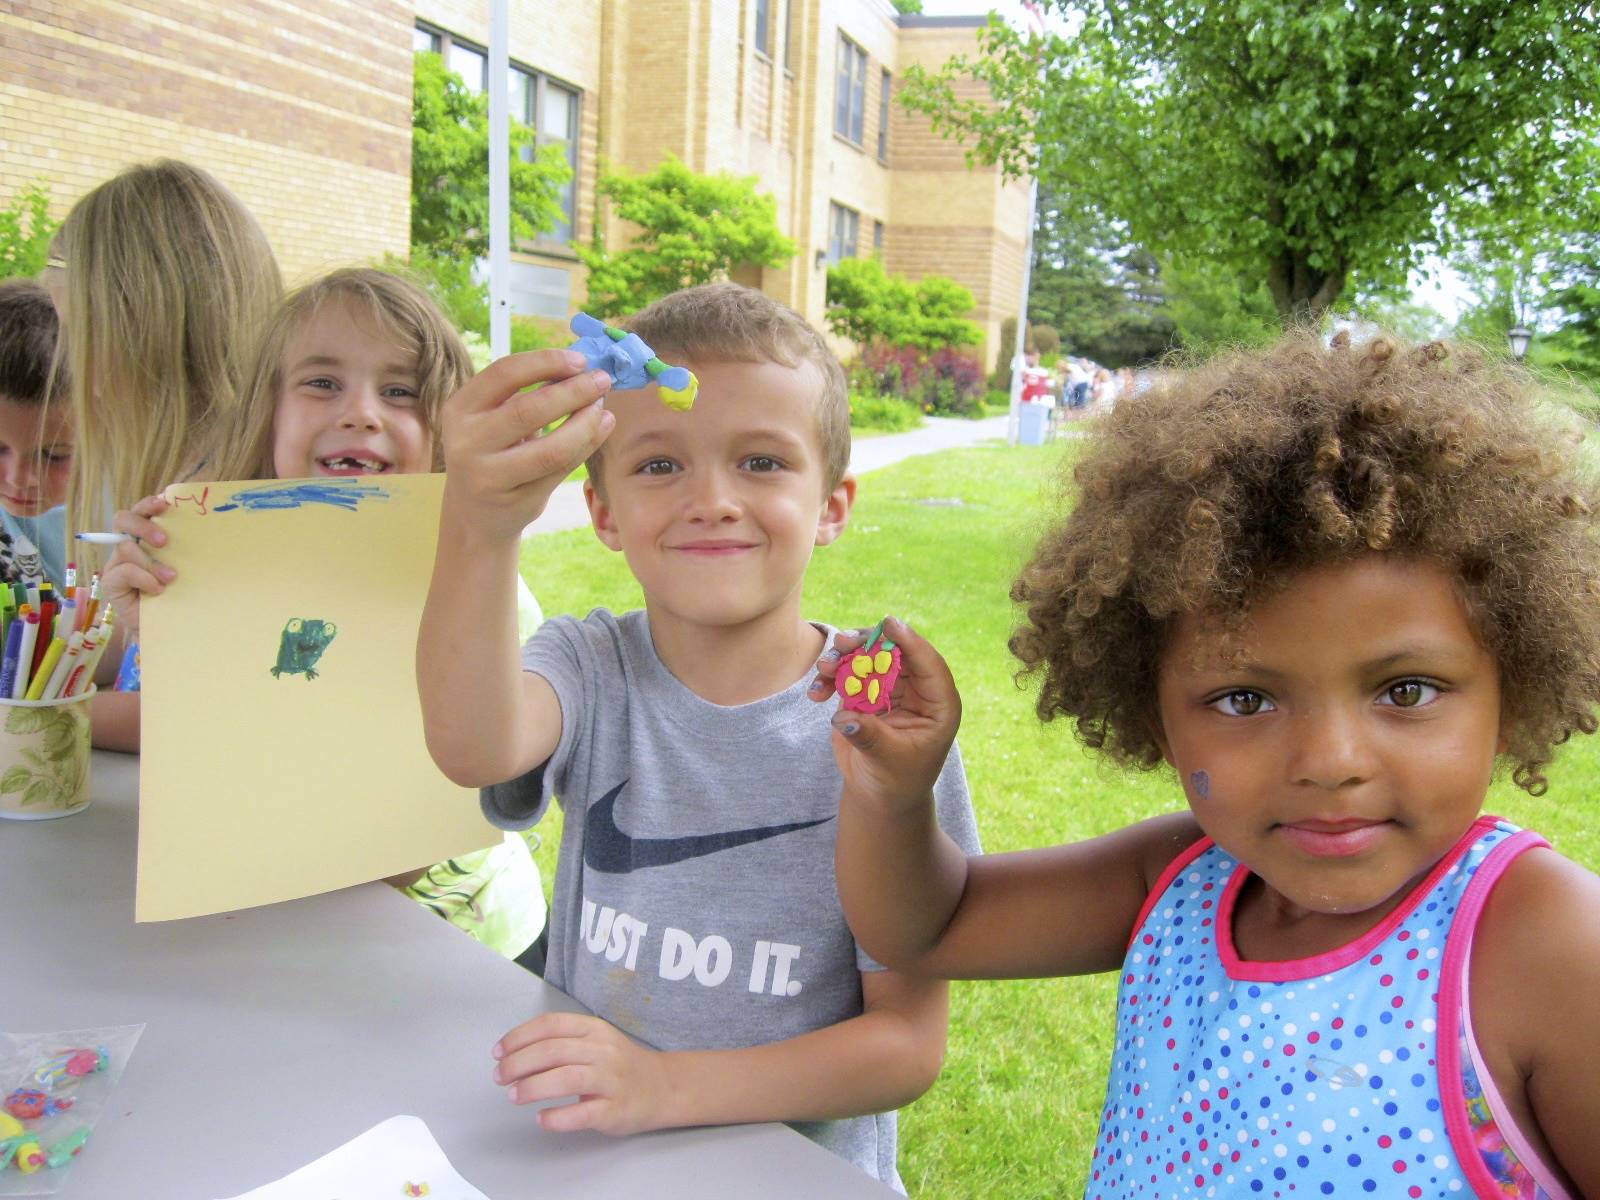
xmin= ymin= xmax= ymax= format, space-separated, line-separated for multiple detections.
xmin=838 ymin=620 xmax=902 ymax=716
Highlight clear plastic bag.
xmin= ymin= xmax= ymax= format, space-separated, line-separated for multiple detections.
xmin=0 ymin=1024 xmax=144 ymax=1195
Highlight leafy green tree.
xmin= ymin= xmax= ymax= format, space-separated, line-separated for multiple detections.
xmin=824 ymin=257 xmax=982 ymax=350
xmin=901 ymin=2 xmax=1600 ymax=324
xmin=1160 ymin=256 xmax=1279 ymax=353
xmin=577 ymin=155 xmax=795 ymax=317
xmin=1026 ymin=191 xmax=1174 ymax=365
xmin=0 ymin=183 xmax=59 ymax=280
xmin=410 ymin=51 xmax=570 ymax=261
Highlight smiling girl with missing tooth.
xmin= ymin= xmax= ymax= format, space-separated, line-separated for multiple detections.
xmin=102 ymin=267 xmax=550 ymax=970
xmin=819 ymin=332 xmax=1600 ymax=1197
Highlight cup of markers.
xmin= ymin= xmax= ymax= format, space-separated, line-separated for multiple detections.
xmin=0 ymin=578 xmax=111 ymax=821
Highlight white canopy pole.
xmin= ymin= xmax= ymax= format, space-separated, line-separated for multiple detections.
xmin=487 ymin=0 xmax=511 ymax=359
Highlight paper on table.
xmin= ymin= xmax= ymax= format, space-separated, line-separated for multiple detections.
xmin=137 ymin=474 xmax=499 ymax=921
xmin=216 ymin=1114 xmax=490 ymax=1200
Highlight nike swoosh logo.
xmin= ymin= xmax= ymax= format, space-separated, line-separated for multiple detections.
xmin=583 ymin=779 xmax=832 ymax=873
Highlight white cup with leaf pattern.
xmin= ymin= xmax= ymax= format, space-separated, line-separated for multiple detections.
xmin=0 ymin=686 xmax=94 ymax=820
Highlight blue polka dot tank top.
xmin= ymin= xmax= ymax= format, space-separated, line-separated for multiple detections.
xmin=1087 ymin=816 xmax=1561 ymax=1199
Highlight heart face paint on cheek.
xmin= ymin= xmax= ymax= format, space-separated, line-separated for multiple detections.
xmin=1190 ymin=769 xmax=1210 ymax=800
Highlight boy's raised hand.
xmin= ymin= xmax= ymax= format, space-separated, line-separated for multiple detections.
xmin=440 ymin=349 xmax=615 ymax=543
xmin=810 ymin=617 xmax=962 ymax=810
xmin=494 ymin=1012 xmax=674 ymax=1136
xmin=100 ymin=493 xmax=175 ymax=640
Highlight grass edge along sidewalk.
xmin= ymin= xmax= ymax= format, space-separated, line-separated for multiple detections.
xmin=518 ymin=442 xmax=1600 ymax=1199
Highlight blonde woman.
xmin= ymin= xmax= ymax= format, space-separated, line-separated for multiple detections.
xmin=50 ymin=159 xmax=282 ymax=749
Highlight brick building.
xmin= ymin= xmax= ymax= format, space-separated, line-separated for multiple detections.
xmin=0 ymin=0 xmax=1028 ymax=357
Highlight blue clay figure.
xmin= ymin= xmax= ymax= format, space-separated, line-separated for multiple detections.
xmin=568 ymin=313 xmax=698 ymax=410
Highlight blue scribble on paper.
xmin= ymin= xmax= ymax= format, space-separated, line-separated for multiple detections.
xmin=214 ymin=481 xmax=390 ymax=513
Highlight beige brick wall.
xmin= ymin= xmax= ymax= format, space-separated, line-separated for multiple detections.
xmin=2 ymin=0 xmax=1028 ymax=355
xmin=0 ymin=0 xmax=413 ymax=285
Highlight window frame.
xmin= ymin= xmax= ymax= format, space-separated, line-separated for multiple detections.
xmin=416 ymin=23 xmax=583 ymax=249
xmin=834 ymin=34 xmax=868 ymax=146
xmin=754 ymin=0 xmax=772 ymax=59
xmin=877 ymin=69 xmax=892 ymax=162
xmin=828 ymin=201 xmax=860 ymax=266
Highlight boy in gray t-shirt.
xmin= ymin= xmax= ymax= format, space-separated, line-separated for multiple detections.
xmin=419 ymin=284 xmax=978 ymax=1190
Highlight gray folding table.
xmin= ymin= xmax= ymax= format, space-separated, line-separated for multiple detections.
xmin=0 ymin=752 xmax=897 ymax=1198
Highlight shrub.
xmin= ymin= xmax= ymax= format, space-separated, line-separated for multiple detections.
xmin=849 ymin=385 xmax=923 ymax=432
xmin=0 ymin=183 xmax=59 ymax=280
xmin=826 ymin=258 xmax=982 ymax=351
xmin=855 ymin=343 xmax=986 ymax=417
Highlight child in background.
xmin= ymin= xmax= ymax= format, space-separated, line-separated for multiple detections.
xmin=102 ymin=267 xmax=549 ymax=971
xmin=820 ymin=332 xmax=1600 ymax=1197
xmin=50 ymin=159 xmax=283 ymax=749
xmin=0 ymin=280 xmax=72 ymax=589
xmin=416 ymin=283 xmax=978 ymax=1189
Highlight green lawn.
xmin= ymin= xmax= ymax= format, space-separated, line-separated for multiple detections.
xmin=518 ymin=443 xmax=1600 ymax=1199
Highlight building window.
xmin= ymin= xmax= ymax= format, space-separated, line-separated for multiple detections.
xmin=873 ymin=220 xmax=884 ymax=256
xmin=448 ymin=40 xmax=487 ymax=92
xmin=754 ymin=0 xmax=772 ymax=57
xmin=877 ymin=70 xmax=891 ymax=161
xmin=828 ymin=202 xmax=859 ymax=265
xmin=509 ymin=64 xmax=581 ymax=245
xmin=418 ymin=25 xmax=583 ymax=247
xmin=834 ymin=35 xmax=867 ymax=144
xmin=783 ymin=0 xmax=795 ymax=71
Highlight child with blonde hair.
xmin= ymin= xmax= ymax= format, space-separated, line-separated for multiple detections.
xmin=105 ymin=267 xmax=549 ymax=969
xmin=821 ymin=332 xmax=1600 ymax=1197
xmin=50 ymin=159 xmax=283 ymax=748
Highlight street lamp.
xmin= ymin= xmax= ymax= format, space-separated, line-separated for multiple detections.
xmin=1507 ymin=325 xmax=1533 ymax=361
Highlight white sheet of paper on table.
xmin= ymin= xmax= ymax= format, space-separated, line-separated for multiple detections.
xmin=215 ymin=1115 xmax=490 ymax=1200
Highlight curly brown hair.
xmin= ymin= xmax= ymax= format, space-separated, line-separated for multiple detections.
xmin=1011 ymin=330 xmax=1600 ymax=795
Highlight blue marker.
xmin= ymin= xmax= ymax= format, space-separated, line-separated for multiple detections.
xmin=0 ymin=614 xmax=24 ymax=699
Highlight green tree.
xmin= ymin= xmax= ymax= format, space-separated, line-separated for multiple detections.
xmin=1160 ymin=256 xmax=1279 ymax=353
xmin=901 ymin=2 xmax=1600 ymax=324
xmin=410 ymin=51 xmax=570 ymax=261
xmin=824 ymin=257 xmax=982 ymax=350
xmin=0 ymin=183 xmax=59 ymax=280
xmin=577 ymin=155 xmax=795 ymax=318
xmin=1026 ymin=191 xmax=1175 ymax=365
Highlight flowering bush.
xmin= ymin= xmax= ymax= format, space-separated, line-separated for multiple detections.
xmin=854 ymin=344 xmax=986 ymax=417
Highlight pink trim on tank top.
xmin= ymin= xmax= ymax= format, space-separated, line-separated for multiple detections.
xmin=1215 ymin=815 xmax=1502 ymax=982
xmin=1125 ymin=835 xmax=1214 ymax=953
xmin=1436 ymin=830 xmax=1571 ymax=1200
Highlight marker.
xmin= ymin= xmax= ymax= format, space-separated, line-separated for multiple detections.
xmin=40 ymin=630 xmax=84 ymax=701
xmin=65 ymin=561 xmax=77 ymax=591
xmin=62 ymin=623 xmax=108 ymax=698
xmin=0 ymin=615 xmax=24 ymax=699
xmin=32 ymin=596 xmax=56 ymax=676
xmin=11 ymin=610 xmax=40 ymax=699
xmin=75 ymin=532 xmax=138 ymax=546
xmin=25 ymin=636 xmax=67 ymax=701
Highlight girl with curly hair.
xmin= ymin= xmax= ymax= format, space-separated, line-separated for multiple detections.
xmin=815 ymin=331 xmax=1600 ymax=1197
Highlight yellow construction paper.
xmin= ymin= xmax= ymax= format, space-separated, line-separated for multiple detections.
xmin=137 ymin=473 xmax=499 ymax=922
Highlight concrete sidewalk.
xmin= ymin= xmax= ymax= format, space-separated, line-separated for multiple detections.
xmin=521 ymin=413 xmax=1009 ymax=537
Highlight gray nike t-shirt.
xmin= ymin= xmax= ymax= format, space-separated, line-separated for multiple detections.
xmin=483 ymin=608 xmax=980 ymax=1191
